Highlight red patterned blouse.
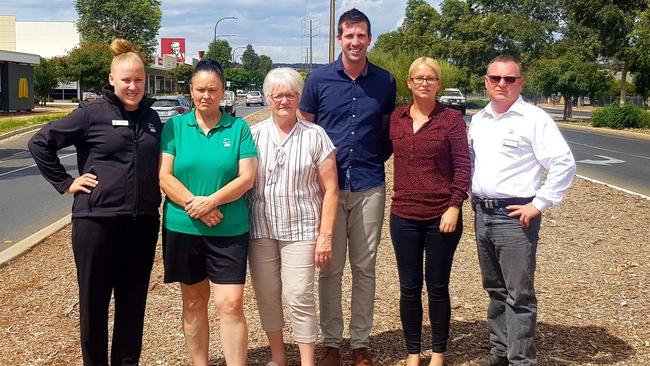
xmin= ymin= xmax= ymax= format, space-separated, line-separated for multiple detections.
xmin=389 ymin=103 xmax=471 ymax=220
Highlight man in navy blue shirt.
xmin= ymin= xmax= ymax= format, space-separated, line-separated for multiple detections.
xmin=299 ymin=8 xmax=396 ymax=366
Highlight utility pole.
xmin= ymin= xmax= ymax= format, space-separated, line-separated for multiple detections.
xmin=301 ymin=18 xmax=319 ymax=73
xmin=329 ymin=0 xmax=335 ymax=63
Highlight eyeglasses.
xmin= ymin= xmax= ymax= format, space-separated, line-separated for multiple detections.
xmin=270 ymin=93 xmax=298 ymax=102
xmin=410 ymin=77 xmax=439 ymax=85
xmin=486 ymin=75 xmax=522 ymax=84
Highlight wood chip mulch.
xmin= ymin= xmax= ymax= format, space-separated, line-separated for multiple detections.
xmin=1 ymin=108 xmax=648 ymax=365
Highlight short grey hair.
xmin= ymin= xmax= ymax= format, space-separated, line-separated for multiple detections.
xmin=262 ymin=67 xmax=304 ymax=100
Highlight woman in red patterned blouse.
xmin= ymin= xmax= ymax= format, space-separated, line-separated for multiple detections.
xmin=389 ymin=57 xmax=471 ymax=366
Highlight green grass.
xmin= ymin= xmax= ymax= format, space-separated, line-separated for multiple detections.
xmin=0 ymin=112 xmax=70 ymax=134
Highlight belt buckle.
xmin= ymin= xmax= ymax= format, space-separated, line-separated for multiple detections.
xmin=484 ymin=198 xmax=497 ymax=209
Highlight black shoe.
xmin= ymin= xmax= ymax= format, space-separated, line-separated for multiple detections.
xmin=475 ymin=354 xmax=508 ymax=366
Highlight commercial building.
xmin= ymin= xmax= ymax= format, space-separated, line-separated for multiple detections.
xmin=0 ymin=15 xmax=180 ymax=99
xmin=0 ymin=49 xmax=39 ymax=111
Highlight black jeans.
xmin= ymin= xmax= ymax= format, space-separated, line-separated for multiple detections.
xmin=72 ymin=216 xmax=159 ymax=366
xmin=389 ymin=213 xmax=462 ymax=354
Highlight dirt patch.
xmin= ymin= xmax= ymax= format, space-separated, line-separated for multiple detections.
xmin=1 ymin=108 xmax=648 ymax=365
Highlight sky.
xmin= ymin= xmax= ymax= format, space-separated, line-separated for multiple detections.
xmin=0 ymin=0 xmax=441 ymax=64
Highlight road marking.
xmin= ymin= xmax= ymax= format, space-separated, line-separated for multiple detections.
xmin=577 ymin=155 xmax=626 ymax=166
xmin=567 ymin=141 xmax=650 ymax=160
xmin=0 ymin=152 xmax=76 ymax=178
xmin=577 ymin=175 xmax=650 ymax=200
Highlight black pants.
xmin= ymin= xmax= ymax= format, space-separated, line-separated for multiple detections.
xmin=71 ymin=216 xmax=159 ymax=366
xmin=389 ymin=213 xmax=462 ymax=354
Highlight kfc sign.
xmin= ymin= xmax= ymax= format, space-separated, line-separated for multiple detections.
xmin=161 ymin=38 xmax=185 ymax=63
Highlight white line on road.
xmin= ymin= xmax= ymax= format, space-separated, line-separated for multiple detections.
xmin=0 ymin=152 xmax=76 ymax=178
xmin=577 ymin=174 xmax=650 ymax=200
xmin=567 ymin=141 xmax=650 ymax=160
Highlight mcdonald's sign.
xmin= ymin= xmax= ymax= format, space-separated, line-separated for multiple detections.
xmin=18 ymin=78 xmax=29 ymax=99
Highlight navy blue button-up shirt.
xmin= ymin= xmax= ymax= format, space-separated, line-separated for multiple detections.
xmin=299 ymin=55 xmax=396 ymax=191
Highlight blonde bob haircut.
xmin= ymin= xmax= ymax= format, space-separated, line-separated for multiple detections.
xmin=262 ymin=67 xmax=304 ymax=100
xmin=408 ymin=56 xmax=441 ymax=80
xmin=109 ymin=38 xmax=144 ymax=71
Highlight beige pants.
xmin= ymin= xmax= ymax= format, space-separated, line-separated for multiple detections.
xmin=249 ymin=238 xmax=317 ymax=343
xmin=319 ymin=185 xmax=386 ymax=349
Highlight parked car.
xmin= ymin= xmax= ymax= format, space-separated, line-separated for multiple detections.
xmin=220 ymin=90 xmax=236 ymax=115
xmin=82 ymin=92 xmax=100 ymax=101
xmin=246 ymin=91 xmax=264 ymax=106
xmin=151 ymin=95 xmax=191 ymax=123
xmin=236 ymin=89 xmax=247 ymax=97
xmin=439 ymin=88 xmax=466 ymax=115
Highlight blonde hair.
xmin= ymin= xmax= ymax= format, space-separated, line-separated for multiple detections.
xmin=109 ymin=39 xmax=144 ymax=71
xmin=408 ymin=57 xmax=441 ymax=80
xmin=263 ymin=68 xmax=304 ymax=99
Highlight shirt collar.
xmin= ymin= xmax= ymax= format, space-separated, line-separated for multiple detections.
xmin=399 ymin=102 xmax=443 ymax=119
xmin=185 ymin=109 xmax=235 ymax=129
xmin=482 ymin=95 xmax=526 ymax=118
xmin=335 ymin=53 xmax=371 ymax=78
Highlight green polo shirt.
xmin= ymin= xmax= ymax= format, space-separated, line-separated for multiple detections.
xmin=161 ymin=110 xmax=257 ymax=236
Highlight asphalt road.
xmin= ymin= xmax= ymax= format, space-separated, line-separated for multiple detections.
xmin=0 ymin=132 xmax=77 ymax=248
xmin=0 ymin=103 xmax=266 ymax=254
xmin=561 ymin=129 xmax=650 ymax=196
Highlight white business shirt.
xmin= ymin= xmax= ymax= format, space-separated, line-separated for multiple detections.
xmin=249 ymin=117 xmax=336 ymax=240
xmin=468 ymin=96 xmax=576 ymax=212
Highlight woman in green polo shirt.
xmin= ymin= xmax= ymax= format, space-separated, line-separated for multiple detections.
xmin=159 ymin=60 xmax=258 ymax=366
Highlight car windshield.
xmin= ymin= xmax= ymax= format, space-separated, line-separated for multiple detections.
xmin=248 ymin=92 xmax=261 ymax=96
xmin=444 ymin=90 xmax=463 ymax=97
xmin=152 ymin=100 xmax=179 ymax=108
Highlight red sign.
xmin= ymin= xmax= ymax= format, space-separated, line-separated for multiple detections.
xmin=161 ymin=38 xmax=185 ymax=63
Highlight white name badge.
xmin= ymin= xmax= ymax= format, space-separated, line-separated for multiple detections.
xmin=502 ymin=138 xmax=519 ymax=148
xmin=112 ymin=120 xmax=129 ymax=126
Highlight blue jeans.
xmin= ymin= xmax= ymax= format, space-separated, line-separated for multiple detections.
xmin=390 ymin=213 xmax=462 ymax=354
xmin=474 ymin=204 xmax=541 ymax=366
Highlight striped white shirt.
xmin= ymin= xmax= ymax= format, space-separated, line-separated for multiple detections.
xmin=249 ymin=117 xmax=336 ymax=240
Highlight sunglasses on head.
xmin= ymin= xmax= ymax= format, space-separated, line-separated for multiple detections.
xmin=487 ymin=75 xmax=522 ymax=84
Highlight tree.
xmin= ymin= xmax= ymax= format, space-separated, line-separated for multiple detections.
xmin=59 ymin=42 xmax=113 ymax=93
xmin=74 ymin=0 xmax=161 ymax=61
xmin=205 ymin=39 xmax=232 ymax=68
xmin=567 ymin=0 xmax=649 ymax=105
xmin=528 ymin=53 xmax=613 ymax=119
xmin=168 ymin=63 xmax=194 ymax=94
xmin=33 ymin=58 xmax=60 ymax=106
xmin=241 ymin=45 xmax=260 ymax=72
xmin=258 ymin=55 xmax=273 ymax=75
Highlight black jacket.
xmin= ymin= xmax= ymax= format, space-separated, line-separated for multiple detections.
xmin=28 ymin=86 xmax=162 ymax=218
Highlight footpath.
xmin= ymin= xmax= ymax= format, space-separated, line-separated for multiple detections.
xmin=1 ymin=108 xmax=649 ymax=365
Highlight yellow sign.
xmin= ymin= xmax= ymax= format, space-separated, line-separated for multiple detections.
xmin=18 ymin=78 xmax=29 ymax=99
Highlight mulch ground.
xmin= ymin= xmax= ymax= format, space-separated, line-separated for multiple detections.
xmin=1 ymin=109 xmax=648 ymax=365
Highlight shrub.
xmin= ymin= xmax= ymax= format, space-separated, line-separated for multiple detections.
xmin=591 ymin=105 xmax=650 ymax=129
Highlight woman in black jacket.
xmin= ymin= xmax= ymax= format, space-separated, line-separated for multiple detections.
xmin=28 ymin=39 xmax=162 ymax=366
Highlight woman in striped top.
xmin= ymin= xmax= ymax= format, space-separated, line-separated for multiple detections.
xmin=248 ymin=67 xmax=339 ymax=366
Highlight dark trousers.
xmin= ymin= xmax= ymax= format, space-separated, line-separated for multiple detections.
xmin=389 ymin=213 xmax=462 ymax=354
xmin=71 ymin=216 xmax=159 ymax=366
xmin=474 ymin=204 xmax=541 ymax=365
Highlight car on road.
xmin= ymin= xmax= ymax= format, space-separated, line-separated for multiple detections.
xmin=82 ymin=92 xmax=100 ymax=101
xmin=236 ymin=89 xmax=247 ymax=97
xmin=220 ymin=90 xmax=236 ymax=115
xmin=246 ymin=91 xmax=264 ymax=106
xmin=439 ymin=88 xmax=466 ymax=115
xmin=151 ymin=95 xmax=191 ymax=123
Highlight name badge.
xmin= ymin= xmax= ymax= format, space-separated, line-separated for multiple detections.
xmin=502 ymin=138 xmax=519 ymax=148
xmin=112 ymin=119 xmax=129 ymax=126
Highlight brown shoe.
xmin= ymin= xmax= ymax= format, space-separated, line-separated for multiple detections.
xmin=352 ymin=347 xmax=374 ymax=366
xmin=317 ymin=346 xmax=342 ymax=366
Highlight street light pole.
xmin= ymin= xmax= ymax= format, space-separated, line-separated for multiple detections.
xmin=214 ymin=16 xmax=237 ymax=42
xmin=329 ymin=0 xmax=335 ymax=62
xmin=231 ymin=46 xmax=245 ymax=64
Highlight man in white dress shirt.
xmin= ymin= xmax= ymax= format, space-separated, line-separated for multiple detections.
xmin=468 ymin=55 xmax=576 ymax=366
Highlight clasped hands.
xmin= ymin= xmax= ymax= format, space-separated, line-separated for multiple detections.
xmin=185 ymin=196 xmax=223 ymax=227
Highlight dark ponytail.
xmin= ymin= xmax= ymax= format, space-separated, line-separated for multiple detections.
xmin=192 ymin=59 xmax=225 ymax=86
